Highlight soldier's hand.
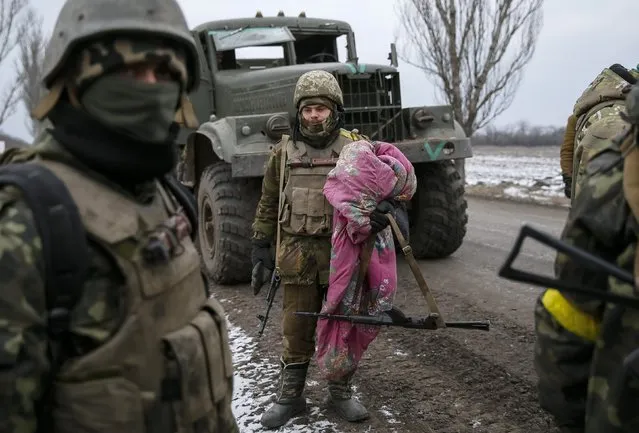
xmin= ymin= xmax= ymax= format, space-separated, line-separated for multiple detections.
xmin=251 ymin=238 xmax=274 ymax=293
xmin=251 ymin=239 xmax=274 ymax=268
xmin=370 ymin=200 xmax=395 ymax=233
xmin=251 ymin=260 xmax=273 ymax=295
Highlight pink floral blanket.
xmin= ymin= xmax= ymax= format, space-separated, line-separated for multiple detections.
xmin=315 ymin=140 xmax=417 ymax=381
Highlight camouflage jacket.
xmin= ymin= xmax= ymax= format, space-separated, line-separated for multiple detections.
xmin=534 ymin=138 xmax=639 ymax=432
xmin=570 ymin=68 xmax=639 ymax=198
xmin=252 ymin=128 xmax=365 ymax=286
xmin=559 ymin=114 xmax=577 ymax=176
xmin=0 ymin=134 xmax=239 ymax=433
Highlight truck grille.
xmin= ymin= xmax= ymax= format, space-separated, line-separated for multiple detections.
xmin=336 ymin=71 xmax=405 ymax=142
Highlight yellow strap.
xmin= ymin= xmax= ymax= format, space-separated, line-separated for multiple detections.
xmin=541 ymin=288 xmax=601 ymax=342
xmin=339 ymin=129 xmax=361 ymax=141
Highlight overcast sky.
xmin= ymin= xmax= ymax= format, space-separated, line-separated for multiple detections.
xmin=1 ymin=0 xmax=637 ymax=142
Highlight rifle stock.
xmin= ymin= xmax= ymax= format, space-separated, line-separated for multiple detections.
xmin=498 ymin=224 xmax=639 ymax=309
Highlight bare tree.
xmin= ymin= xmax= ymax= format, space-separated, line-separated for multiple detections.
xmin=0 ymin=0 xmax=29 ymax=127
xmin=16 ymin=7 xmax=46 ymax=137
xmin=395 ymin=0 xmax=544 ymax=136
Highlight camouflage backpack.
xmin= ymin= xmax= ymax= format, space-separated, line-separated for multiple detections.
xmin=0 ymin=152 xmax=197 ymax=369
xmin=570 ymin=64 xmax=639 ymax=199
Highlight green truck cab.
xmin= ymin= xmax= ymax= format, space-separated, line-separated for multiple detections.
xmin=177 ymin=11 xmax=472 ymax=284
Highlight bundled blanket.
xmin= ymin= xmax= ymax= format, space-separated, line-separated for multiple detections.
xmin=316 ymin=140 xmax=417 ymax=381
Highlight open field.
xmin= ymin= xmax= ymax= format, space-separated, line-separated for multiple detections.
xmin=465 ymin=145 xmax=570 ymax=208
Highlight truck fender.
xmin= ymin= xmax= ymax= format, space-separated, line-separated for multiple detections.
xmin=188 ymin=118 xmax=238 ymax=162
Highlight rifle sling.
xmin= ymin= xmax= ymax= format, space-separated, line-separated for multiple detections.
xmin=387 ymin=214 xmax=446 ymax=328
xmin=275 ymin=138 xmax=288 ymax=272
xmin=354 ymin=237 xmax=375 ymax=295
xmin=354 ymin=212 xmax=445 ymax=328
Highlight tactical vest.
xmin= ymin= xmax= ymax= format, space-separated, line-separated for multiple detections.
xmin=570 ymin=68 xmax=639 ymax=198
xmin=278 ymin=129 xmax=362 ymax=237
xmin=30 ymin=159 xmax=234 ymax=433
xmin=573 ymin=68 xmax=639 ymax=144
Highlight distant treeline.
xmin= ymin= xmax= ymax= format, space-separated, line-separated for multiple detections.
xmin=471 ymin=122 xmax=565 ymax=147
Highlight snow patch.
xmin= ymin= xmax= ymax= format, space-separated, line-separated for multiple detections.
xmin=466 ymin=152 xmax=567 ymax=203
xmin=227 ymin=318 xmax=400 ymax=431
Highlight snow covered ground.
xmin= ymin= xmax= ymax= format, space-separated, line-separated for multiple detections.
xmin=227 ymin=316 xmax=401 ymax=432
xmin=464 ymin=146 xmax=569 ymax=207
xmin=228 ymin=321 xmax=339 ymax=432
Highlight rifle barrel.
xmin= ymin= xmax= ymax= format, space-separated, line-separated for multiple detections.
xmin=294 ymin=312 xmax=490 ymax=331
xmin=444 ymin=321 xmax=491 ymax=331
xmin=257 ymin=270 xmax=281 ymax=337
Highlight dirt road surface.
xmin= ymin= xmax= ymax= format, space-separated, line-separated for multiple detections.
xmin=216 ymin=196 xmax=570 ymax=432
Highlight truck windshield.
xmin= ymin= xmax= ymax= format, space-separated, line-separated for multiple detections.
xmin=209 ymin=27 xmax=296 ymax=51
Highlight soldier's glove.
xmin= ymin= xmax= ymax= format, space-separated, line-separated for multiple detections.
xmin=370 ymin=200 xmax=396 ymax=233
xmin=251 ymin=238 xmax=275 ymax=294
xmin=562 ymin=173 xmax=572 ymax=199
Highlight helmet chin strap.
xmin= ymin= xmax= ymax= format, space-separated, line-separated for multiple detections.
xmin=173 ymin=94 xmax=199 ymax=129
xmin=31 ymin=79 xmax=65 ymax=121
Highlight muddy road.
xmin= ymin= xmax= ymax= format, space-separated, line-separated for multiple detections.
xmin=214 ymin=196 xmax=570 ymax=432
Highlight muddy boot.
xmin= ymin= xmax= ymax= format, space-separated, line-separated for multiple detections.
xmin=261 ymin=358 xmax=309 ymax=429
xmin=327 ymin=373 xmax=370 ymax=422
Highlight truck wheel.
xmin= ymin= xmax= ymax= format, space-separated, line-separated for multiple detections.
xmin=197 ymin=162 xmax=260 ymax=284
xmin=409 ymin=161 xmax=468 ymax=259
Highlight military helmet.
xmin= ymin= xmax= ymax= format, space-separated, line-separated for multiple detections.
xmin=42 ymin=0 xmax=200 ymax=92
xmin=293 ymin=70 xmax=344 ymax=108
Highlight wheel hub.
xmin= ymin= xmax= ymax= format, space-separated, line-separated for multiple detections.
xmin=201 ymin=196 xmax=216 ymax=258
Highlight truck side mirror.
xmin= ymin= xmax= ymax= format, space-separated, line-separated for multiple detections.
xmin=388 ymin=43 xmax=398 ymax=67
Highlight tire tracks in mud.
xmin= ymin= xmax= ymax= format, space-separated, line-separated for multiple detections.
xmin=213 ymin=278 xmax=560 ymax=433
xmin=354 ymin=287 xmax=560 ymax=432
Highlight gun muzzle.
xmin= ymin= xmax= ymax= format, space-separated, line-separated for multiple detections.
xmin=444 ymin=321 xmax=491 ymax=331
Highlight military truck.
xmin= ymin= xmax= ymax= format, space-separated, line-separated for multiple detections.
xmin=177 ymin=11 xmax=473 ymax=284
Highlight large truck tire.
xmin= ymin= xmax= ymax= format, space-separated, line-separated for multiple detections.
xmin=197 ymin=162 xmax=260 ymax=284
xmin=409 ymin=161 xmax=468 ymax=259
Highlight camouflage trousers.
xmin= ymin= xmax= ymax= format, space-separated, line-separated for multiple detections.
xmin=282 ymin=283 xmax=324 ymax=364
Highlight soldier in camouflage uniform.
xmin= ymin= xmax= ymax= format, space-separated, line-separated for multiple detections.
xmin=534 ymin=83 xmax=639 ymax=432
xmin=0 ymin=1 xmax=238 ymax=432
xmin=251 ymin=70 xmax=407 ymax=428
xmin=566 ymin=64 xmax=639 ymax=200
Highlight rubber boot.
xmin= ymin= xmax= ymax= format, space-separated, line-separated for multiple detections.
xmin=261 ymin=358 xmax=309 ymax=429
xmin=327 ymin=373 xmax=370 ymax=422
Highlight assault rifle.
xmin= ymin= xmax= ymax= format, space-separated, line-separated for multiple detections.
xmin=295 ymin=214 xmax=491 ymax=332
xmin=256 ymin=267 xmax=281 ymax=337
xmin=295 ymin=307 xmax=490 ymax=330
xmin=498 ymin=223 xmax=639 ymax=381
xmin=498 ymin=223 xmax=639 ymax=308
